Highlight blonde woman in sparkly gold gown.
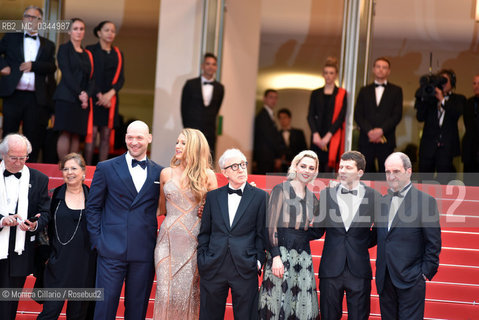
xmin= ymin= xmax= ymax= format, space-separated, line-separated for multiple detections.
xmin=153 ymin=128 xmax=218 ymax=319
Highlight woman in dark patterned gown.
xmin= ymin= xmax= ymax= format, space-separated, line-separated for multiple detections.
xmin=153 ymin=128 xmax=217 ymax=319
xmin=259 ymin=150 xmax=321 ymax=320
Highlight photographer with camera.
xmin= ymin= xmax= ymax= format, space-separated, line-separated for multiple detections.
xmin=415 ymin=69 xmax=466 ymax=183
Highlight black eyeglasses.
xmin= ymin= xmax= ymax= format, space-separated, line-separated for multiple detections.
xmin=224 ymin=161 xmax=248 ymax=171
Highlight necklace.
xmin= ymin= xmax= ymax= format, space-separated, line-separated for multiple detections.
xmin=54 ymin=200 xmax=83 ymax=246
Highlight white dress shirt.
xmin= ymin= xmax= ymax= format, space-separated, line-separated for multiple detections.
xmin=374 ymin=81 xmax=387 ymax=106
xmin=227 ymin=182 xmax=245 ymax=227
xmin=17 ymin=33 xmax=40 ymax=91
xmin=388 ymin=183 xmax=412 ymax=231
xmin=336 ymin=184 xmax=365 ymax=231
xmin=125 ymin=153 xmax=148 ymax=193
xmin=0 ymin=171 xmax=22 ymax=227
xmin=201 ymin=76 xmax=214 ymax=106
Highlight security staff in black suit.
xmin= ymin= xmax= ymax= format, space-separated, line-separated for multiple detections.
xmin=0 ymin=134 xmax=50 ymax=319
xmin=253 ymin=89 xmax=286 ymax=174
xmin=415 ymin=69 xmax=466 ymax=184
xmin=462 ymin=74 xmax=479 ymax=184
xmin=354 ymin=57 xmax=403 ymax=174
xmin=0 ymin=6 xmax=56 ymax=162
xmin=197 ymin=148 xmax=267 ymax=320
xmin=277 ymin=108 xmax=307 ymax=171
xmin=375 ymin=152 xmax=441 ymax=320
xmin=181 ymin=53 xmax=224 ymax=160
xmin=318 ymin=151 xmax=380 ymax=320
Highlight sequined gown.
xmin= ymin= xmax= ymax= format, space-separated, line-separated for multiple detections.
xmin=154 ymin=180 xmax=201 ymax=319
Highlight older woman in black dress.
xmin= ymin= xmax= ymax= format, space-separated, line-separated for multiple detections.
xmin=53 ymin=18 xmax=94 ymax=160
xmin=259 ymin=150 xmax=321 ymax=320
xmin=84 ymin=21 xmax=125 ymax=165
xmin=307 ymin=57 xmax=347 ymax=172
xmin=37 ymin=153 xmax=96 ymax=319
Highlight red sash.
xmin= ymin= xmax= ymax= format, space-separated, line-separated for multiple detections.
xmin=85 ymin=49 xmax=94 ymax=144
xmin=328 ymin=88 xmax=346 ymax=170
xmin=108 ymin=47 xmax=122 ymax=152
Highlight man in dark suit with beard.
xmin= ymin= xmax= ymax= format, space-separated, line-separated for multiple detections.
xmin=0 ymin=6 xmax=56 ymax=162
xmin=318 ymin=151 xmax=380 ymax=320
xmin=354 ymin=57 xmax=403 ymax=174
xmin=197 ymin=148 xmax=267 ymax=320
xmin=181 ymin=52 xmax=224 ymax=160
xmin=375 ymin=152 xmax=441 ymax=320
xmin=0 ymin=134 xmax=50 ymax=319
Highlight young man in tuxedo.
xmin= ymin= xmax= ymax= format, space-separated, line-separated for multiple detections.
xmin=354 ymin=57 xmax=403 ymax=174
xmin=0 ymin=6 xmax=56 ymax=162
xmin=197 ymin=148 xmax=267 ymax=320
xmin=375 ymin=152 xmax=441 ymax=319
xmin=0 ymin=134 xmax=50 ymax=319
xmin=86 ymin=121 xmax=163 ymax=320
xmin=181 ymin=52 xmax=224 ymax=160
xmin=318 ymin=151 xmax=380 ymax=320
xmin=277 ymin=108 xmax=307 ymax=171
xmin=253 ymin=89 xmax=286 ymax=174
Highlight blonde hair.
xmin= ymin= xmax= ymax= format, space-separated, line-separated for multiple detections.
xmin=287 ymin=150 xmax=319 ymax=180
xmin=324 ymin=56 xmax=339 ymax=73
xmin=170 ymin=128 xmax=212 ymax=202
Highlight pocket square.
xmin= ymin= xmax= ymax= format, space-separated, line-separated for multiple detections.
xmin=154 ymin=181 xmax=160 ymax=184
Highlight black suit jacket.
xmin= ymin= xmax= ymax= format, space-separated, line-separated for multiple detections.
xmin=181 ymin=77 xmax=224 ymax=141
xmin=253 ymin=107 xmax=285 ymax=174
xmin=53 ymin=41 xmax=94 ymax=103
xmin=462 ymin=96 xmax=479 ymax=167
xmin=354 ymin=82 xmax=403 ymax=148
xmin=0 ymin=168 xmax=50 ymax=277
xmin=0 ymin=33 xmax=56 ymax=106
xmin=281 ymin=128 xmax=307 ymax=164
xmin=415 ymin=93 xmax=465 ymax=158
xmin=375 ymin=186 xmax=441 ymax=294
xmin=318 ymin=184 xmax=380 ymax=279
xmin=197 ymin=183 xmax=267 ymax=280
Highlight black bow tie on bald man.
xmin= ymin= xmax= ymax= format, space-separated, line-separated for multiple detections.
xmin=228 ymin=188 xmax=243 ymax=196
xmin=132 ymin=159 xmax=147 ymax=169
xmin=4 ymin=170 xmax=22 ymax=179
xmin=375 ymin=83 xmax=386 ymax=88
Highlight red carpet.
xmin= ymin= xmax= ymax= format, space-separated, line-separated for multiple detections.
xmin=14 ymin=164 xmax=479 ymax=319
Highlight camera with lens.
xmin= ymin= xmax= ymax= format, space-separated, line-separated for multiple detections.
xmin=416 ymin=74 xmax=447 ymax=101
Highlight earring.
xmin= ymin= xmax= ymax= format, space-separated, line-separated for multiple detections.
xmin=82 ymin=175 xmax=86 ymax=179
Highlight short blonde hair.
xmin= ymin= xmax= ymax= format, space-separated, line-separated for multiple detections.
xmin=287 ymin=150 xmax=319 ymax=180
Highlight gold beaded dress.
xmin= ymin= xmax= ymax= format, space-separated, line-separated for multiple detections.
xmin=153 ymin=180 xmax=201 ymax=319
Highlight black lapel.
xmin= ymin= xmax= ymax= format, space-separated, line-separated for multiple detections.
xmin=231 ymin=183 xmax=255 ymax=229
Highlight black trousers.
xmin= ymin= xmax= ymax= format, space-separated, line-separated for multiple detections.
xmin=0 ymin=259 xmax=27 ymax=320
xmin=38 ymin=299 xmax=89 ymax=320
xmin=2 ymin=90 xmax=49 ymax=162
xmin=199 ymin=250 xmax=259 ymax=320
xmin=319 ymin=264 xmax=371 ymax=320
xmin=360 ymin=142 xmax=394 ymax=175
xmin=379 ymin=268 xmax=426 ymax=320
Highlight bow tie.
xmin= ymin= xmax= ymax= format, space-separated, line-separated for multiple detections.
xmin=388 ymin=189 xmax=404 ymax=198
xmin=375 ymin=83 xmax=386 ymax=88
xmin=132 ymin=159 xmax=147 ymax=169
xmin=228 ymin=187 xmax=243 ymax=196
xmin=341 ymin=188 xmax=358 ymax=196
xmin=25 ymin=33 xmax=37 ymax=40
xmin=4 ymin=170 xmax=22 ymax=179
xmin=203 ymin=81 xmax=214 ymax=85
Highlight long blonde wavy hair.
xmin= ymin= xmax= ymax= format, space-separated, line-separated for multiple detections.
xmin=170 ymin=128 xmax=212 ymax=203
